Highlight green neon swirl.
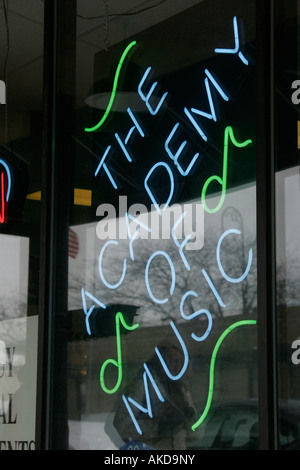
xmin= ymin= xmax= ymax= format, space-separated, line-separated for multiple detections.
xmin=191 ymin=319 xmax=257 ymax=431
xmin=100 ymin=311 xmax=139 ymax=394
xmin=201 ymin=126 xmax=252 ymax=213
xmin=85 ymin=40 xmax=137 ymax=133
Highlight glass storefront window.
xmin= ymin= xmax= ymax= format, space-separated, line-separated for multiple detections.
xmin=0 ymin=1 xmax=44 ymax=450
xmin=47 ymin=0 xmax=258 ymax=450
xmin=275 ymin=0 xmax=300 ymax=451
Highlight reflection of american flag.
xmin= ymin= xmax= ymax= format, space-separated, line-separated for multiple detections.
xmin=68 ymin=228 xmax=79 ymax=259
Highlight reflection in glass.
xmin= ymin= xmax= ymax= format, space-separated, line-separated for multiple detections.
xmin=0 ymin=1 xmax=44 ymax=450
xmin=56 ymin=0 xmax=258 ymax=450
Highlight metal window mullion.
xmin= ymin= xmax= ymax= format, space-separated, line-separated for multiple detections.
xmin=35 ymin=0 xmax=58 ymax=451
xmin=256 ymin=0 xmax=278 ymax=450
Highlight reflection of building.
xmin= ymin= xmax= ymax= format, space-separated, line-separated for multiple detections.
xmin=0 ymin=0 xmax=299 ymax=452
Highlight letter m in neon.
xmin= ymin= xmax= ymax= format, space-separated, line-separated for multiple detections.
xmin=184 ymin=69 xmax=229 ymax=142
xmin=121 ymin=363 xmax=165 ymax=435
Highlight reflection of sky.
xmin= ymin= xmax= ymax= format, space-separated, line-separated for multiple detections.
xmin=68 ymin=182 xmax=257 ymax=328
xmin=284 ymin=173 xmax=300 ymax=257
xmin=281 ymin=171 xmax=300 ymax=306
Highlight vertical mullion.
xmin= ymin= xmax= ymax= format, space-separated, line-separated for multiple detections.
xmin=256 ymin=0 xmax=278 ymax=450
xmin=35 ymin=0 xmax=58 ymax=451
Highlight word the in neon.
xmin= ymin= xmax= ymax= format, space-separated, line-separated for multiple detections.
xmin=100 ymin=311 xmax=139 ymax=394
xmin=85 ymin=41 xmax=138 ymax=132
xmin=94 ymin=107 xmax=145 ymax=190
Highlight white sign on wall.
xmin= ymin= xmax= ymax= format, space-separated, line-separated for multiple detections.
xmin=0 ymin=315 xmax=38 ymax=450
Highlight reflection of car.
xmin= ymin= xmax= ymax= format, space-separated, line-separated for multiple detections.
xmin=187 ymin=400 xmax=300 ymax=450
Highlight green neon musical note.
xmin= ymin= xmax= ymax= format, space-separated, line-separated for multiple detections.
xmin=201 ymin=126 xmax=252 ymax=213
xmin=100 ymin=311 xmax=139 ymax=394
xmin=191 ymin=319 xmax=257 ymax=431
xmin=85 ymin=41 xmax=138 ymax=132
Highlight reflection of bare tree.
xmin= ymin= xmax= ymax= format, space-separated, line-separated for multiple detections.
xmin=95 ymin=226 xmax=257 ymax=325
xmin=276 ymin=248 xmax=300 ymax=307
xmin=68 ymin=216 xmax=300 ymax=331
xmin=0 ymin=288 xmax=28 ymax=321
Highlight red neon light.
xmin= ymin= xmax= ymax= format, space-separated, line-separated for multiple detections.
xmin=0 ymin=171 xmax=6 ymax=224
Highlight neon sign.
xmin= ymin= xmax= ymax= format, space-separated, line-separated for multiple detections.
xmin=82 ymin=15 xmax=255 ymax=442
xmin=201 ymin=127 xmax=252 ymax=214
xmin=85 ymin=40 xmax=138 ymax=132
xmin=191 ymin=319 xmax=257 ymax=431
xmin=91 ymin=37 xmax=251 ymax=217
xmin=100 ymin=311 xmax=139 ymax=395
xmin=214 ymin=16 xmax=249 ymax=65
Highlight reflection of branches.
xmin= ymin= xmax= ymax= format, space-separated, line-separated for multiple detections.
xmin=68 ymin=216 xmax=258 ymax=328
xmin=276 ymin=248 xmax=300 ymax=307
xmin=0 ymin=286 xmax=28 ymax=322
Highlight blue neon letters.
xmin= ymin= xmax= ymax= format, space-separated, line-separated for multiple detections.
xmin=99 ymin=240 xmax=127 ymax=289
xmin=215 ymin=16 xmax=249 ymax=65
xmin=85 ymin=15 xmax=254 ymax=436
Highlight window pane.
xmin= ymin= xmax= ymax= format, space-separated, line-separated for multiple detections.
xmin=275 ymin=0 xmax=300 ymax=451
xmin=52 ymin=0 xmax=257 ymax=450
xmin=0 ymin=1 xmax=44 ymax=450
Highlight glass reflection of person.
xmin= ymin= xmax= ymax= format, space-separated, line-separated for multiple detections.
xmin=113 ymin=344 xmax=196 ymax=450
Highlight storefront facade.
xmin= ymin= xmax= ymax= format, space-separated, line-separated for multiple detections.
xmin=0 ymin=0 xmax=299 ymax=450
